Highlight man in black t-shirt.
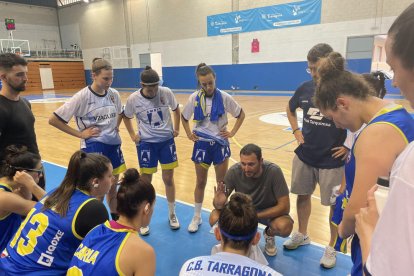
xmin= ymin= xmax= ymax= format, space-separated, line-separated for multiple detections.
xmin=0 ymin=53 xmax=43 ymax=187
xmin=284 ymin=44 xmax=347 ymax=269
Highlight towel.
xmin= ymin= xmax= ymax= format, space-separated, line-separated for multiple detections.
xmin=193 ymin=88 xmax=225 ymax=122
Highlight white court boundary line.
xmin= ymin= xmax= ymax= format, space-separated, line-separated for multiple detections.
xmin=43 ymin=159 xmax=349 ymax=254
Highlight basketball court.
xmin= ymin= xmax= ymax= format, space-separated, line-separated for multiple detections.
xmin=1 ymin=1 xmax=413 ymax=274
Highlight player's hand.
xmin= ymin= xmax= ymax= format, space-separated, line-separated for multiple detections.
xmin=332 ymin=146 xmax=349 ymax=160
xmin=213 ymin=181 xmax=228 ymax=210
xmin=13 ymin=171 xmax=36 ymax=199
xmin=173 ymin=129 xmax=179 ymax=137
xmin=220 ymin=130 xmax=234 ymax=139
xmin=294 ymin=130 xmax=304 ymax=145
xmin=355 ymin=185 xmax=379 ymax=245
xmin=14 ymin=171 xmax=36 ymax=190
xmin=187 ymin=132 xmax=199 ymax=142
xmin=81 ymin=126 xmax=100 ymax=139
xmin=131 ymin=134 xmax=141 ymax=143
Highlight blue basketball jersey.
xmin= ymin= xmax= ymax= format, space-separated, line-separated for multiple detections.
xmin=346 ymin=105 xmax=414 ymax=276
xmin=0 ymin=189 xmax=96 ymax=275
xmin=0 ymin=183 xmax=22 ymax=253
xmin=68 ymin=221 xmax=135 ymax=276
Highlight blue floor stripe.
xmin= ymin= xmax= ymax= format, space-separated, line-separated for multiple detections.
xmin=43 ymin=161 xmax=352 ymax=276
xmin=23 ymin=89 xmax=404 ymax=99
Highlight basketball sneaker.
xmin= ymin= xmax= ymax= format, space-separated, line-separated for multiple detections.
xmin=320 ymin=246 xmax=336 ymax=268
xmin=283 ymin=232 xmax=311 ymax=250
xmin=139 ymin=226 xmax=150 ymax=236
xmin=169 ymin=213 xmax=180 ymax=230
xmin=187 ymin=216 xmax=202 ymax=233
xmin=263 ymin=228 xmax=277 ymax=256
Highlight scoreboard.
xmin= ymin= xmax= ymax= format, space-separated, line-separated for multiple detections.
xmin=5 ymin=18 xmax=15 ymax=30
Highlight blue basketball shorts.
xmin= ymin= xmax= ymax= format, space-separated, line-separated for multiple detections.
xmin=331 ymin=193 xmax=348 ymax=253
xmin=83 ymin=141 xmax=126 ymax=175
xmin=137 ymin=138 xmax=178 ymax=174
xmin=191 ymin=140 xmax=230 ymax=169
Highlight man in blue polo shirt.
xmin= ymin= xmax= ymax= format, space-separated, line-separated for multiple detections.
xmin=284 ymin=43 xmax=347 ymax=269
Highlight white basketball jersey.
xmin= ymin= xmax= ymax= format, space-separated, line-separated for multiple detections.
xmin=124 ymin=86 xmax=179 ymax=143
xmin=179 ymin=252 xmax=281 ymax=276
xmin=181 ymin=89 xmax=241 ymax=141
xmin=54 ymin=86 xmax=122 ymax=147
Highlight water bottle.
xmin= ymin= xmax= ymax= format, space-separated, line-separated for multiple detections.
xmin=374 ymin=176 xmax=389 ymax=215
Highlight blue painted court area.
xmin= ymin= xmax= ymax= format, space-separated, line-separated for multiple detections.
xmin=44 ymin=161 xmax=352 ymax=276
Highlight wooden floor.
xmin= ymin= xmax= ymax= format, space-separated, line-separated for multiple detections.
xmin=31 ymin=89 xmax=412 ymax=246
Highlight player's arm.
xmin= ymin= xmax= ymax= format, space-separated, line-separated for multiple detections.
xmin=181 ymin=115 xmax=198 ymax=142
xmin=257 ymin=195 xmax=290 ymax=219
xmin=339 ymin=124 xmax=406 ymax=238
xmin=122 ymin=115 xmax=140 ymax=143
xmin=220 ymin=96 xmax=245 ymax=139
xmin=286 ymin=104 xmax=304 ymax=144
xmin=181 ymin=95 xmax=198 ymax=141
xmin=228 ymin=109 xmax=245 ymax=138
xmin=172 ymin=105 xmax=181 ymax=137
xmin=49 ymin=113 xmax=99 ymax=139
xmin=13 ymin=171 xmax=46 ymax=200
xmin=0 ymin=190 xmax=36 ymax=216
xmin=117 ymin=113 xmax=123 ymax=129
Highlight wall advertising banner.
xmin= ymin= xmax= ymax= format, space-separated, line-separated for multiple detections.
xmin=207 ymin=0 xmax=321 ymax=36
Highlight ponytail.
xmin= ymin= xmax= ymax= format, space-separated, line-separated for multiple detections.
xmin=44 ymin=151 xmax=110 ymax=217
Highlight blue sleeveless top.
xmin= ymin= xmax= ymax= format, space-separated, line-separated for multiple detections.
xmin=0 ymin=183 xmax=22 ymax=253
xmin=346 ymin=105 xmax=414 ymax=276
xmin=0 ymin=189 xmax=96 ymax=275
xmin=68 ymin=220 xmax=136 ymax=276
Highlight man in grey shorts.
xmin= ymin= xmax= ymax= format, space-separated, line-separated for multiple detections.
xmin=284 ymin=43 xmax=347 ymax=268
xmin=210 ymin=143 xmax=293 ymax=257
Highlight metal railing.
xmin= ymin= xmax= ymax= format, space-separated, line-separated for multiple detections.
xmin=0 ymin=47 xmax=83 ymax=59
xmin=31 ymin=49 xmax=83 ymax=59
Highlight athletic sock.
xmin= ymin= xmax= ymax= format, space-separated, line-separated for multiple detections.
xmin=168 ymin=201 xmax=176 ymax=216
xmin=194 ymin=203 xmax=202 ymax=218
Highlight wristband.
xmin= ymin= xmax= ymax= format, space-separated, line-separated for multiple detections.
xmin=292 ymin=128 xmax=300 ymax=134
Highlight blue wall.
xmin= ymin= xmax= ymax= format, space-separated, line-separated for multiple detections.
xmin=85 ymin=58 xmax=372 ymax=91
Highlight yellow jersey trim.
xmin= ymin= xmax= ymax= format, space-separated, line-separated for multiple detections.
xmin=0 ymin=183 xmax=13 ymax=220
xmin=72 ymin=198 xmax=96 ymax=240
xmin=0 ymin=182 xmax=13 ymax=191
xmin=77 ymin=189 xmax=91 ymax=196
xmin=104 ymin=221 xmax=137 ymax=233
xmin=367 ymin=105 xmax=403 ymax=124
xmin=370 ymin=122 xmax=409 ymax=144
xmin=115 ymin=232 xmax=131 ymax=276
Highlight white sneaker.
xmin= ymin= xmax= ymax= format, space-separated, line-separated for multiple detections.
xmin=320 ymin=246 xmax=336 ymax=269
xmin=169 ymin=213 xmax=180 ymax=230
xmin=188 ymin=216 xmax=202 ymax=233
xmin=263 ymin=228 xmax=277 ymax=256
xmin=283 ymin=232 xmax=311 ymax=250
xmin=209 ymin=222 xmax=218 ymax=234
xmin=139 ymin=226 xmax=150 ymax=236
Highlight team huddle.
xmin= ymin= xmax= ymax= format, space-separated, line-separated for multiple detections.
xmin=1 ymin=3 xmax=414 ymax=275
